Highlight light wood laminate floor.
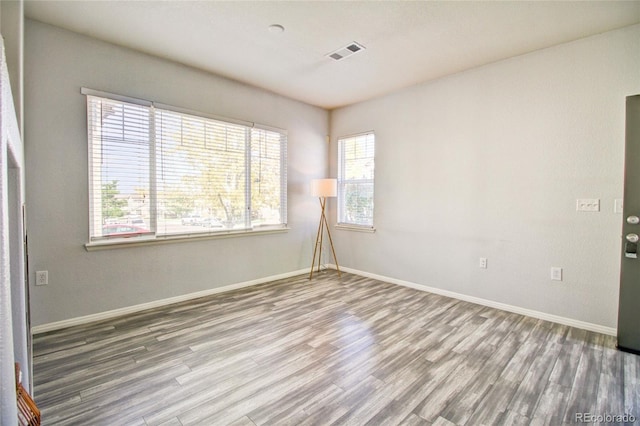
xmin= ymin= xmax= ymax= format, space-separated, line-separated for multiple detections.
xmin=33 ymin=271 xmax=640 ymax=425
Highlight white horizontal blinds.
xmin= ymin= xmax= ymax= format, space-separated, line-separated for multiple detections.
xmin=156 ymin=110 xmax=248 ymax=234
xmin=250 ymin=128 xmax=287 ymax=227
xmin=338 ymin=132 xmax=375 ymax=226
xmin=87 ymin=96 xmax=152 ymax=240
xmin=85 ymin=89 xmax=288 ymax=241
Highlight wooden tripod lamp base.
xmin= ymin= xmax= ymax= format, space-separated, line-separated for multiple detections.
xmin=310 ymin=179 xmax=341 ymax=279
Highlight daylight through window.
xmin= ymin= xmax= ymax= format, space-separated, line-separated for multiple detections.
xmin=85 ymin=90 xmax=287 ymax=242
xmin=337 ymin=132 xmax=375 ymax=228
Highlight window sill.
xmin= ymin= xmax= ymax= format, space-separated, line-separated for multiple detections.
xmin=85 ymin=226 xmax=290 ymax=251
xmin=335 ymin=224 xmax=376 ymax=233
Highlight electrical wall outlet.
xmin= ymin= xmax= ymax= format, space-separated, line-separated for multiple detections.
xmin=36 ymin=271 xmax=48 ymax=286
xmin=576 ymin=199 xmax=600 ymax=212
xmin=479 ymin=257 xmax=488 ymax=269
xmin=551 ymin=267 xmax=562 ymax=281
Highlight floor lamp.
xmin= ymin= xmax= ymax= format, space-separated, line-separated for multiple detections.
xmin=310 ymin=178 xmax=341 ymax=279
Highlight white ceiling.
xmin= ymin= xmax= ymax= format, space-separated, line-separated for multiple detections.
xmin=25 ymin=1 xmax=640 ymax=110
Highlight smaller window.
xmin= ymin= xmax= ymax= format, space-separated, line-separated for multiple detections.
xmin=338 ymin=132 xmax=375 ymax=227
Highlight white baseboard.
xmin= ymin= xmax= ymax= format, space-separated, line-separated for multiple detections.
xmin=34 ymin=265 xmax=617 ymax=337
xmin=32 ymin=268 xmax=309 ymax=334
xmin=330 ymin=264 xmax=617 ymax=336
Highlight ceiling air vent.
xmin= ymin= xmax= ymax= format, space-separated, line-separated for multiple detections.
xmin=326 ymin=42 xmax=366 ymax=61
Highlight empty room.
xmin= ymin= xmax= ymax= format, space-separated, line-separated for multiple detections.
xmin=1 ymin=0 xmax=640 ymax=425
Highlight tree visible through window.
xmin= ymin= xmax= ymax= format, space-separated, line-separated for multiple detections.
xmin=338 ymin=132 xmax=375 ymax=227
xmin=85 ymin=90 xmax=287 ymax=241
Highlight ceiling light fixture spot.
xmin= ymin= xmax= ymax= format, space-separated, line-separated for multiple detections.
xmin=268 ymin=24 xmax=285 ymax=34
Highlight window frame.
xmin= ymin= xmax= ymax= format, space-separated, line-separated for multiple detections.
xmin=337 ymin=131 xmax=375 ymax=230
xmin=83 ymin=88 xmax=288 ymax=249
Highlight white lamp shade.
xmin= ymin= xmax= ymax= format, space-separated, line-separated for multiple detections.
xmin=311 ymin=178 xmax=337 ymax=197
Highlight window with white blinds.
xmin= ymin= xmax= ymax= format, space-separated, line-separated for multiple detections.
xmin=337 ymin=132 xmax=375 ymax=228
xmin=85 ymin=89 xmax=287 ymax=242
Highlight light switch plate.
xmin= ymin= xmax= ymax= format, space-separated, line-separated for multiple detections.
xmin=614 ymin=199 xmax=623 ymax=214
xmin=576 ymin=199 xmax=600 ymax=212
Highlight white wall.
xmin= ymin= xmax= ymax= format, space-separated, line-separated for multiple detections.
xmin=25 ymin=20 xmax=328 ymax=327
xmin=330 ymin=24 xmax=640 ymax=329
xmin=0 ymin=0 xmax=23 ymax=133
xmin=1 ymin=0 xmax=26 ymax=420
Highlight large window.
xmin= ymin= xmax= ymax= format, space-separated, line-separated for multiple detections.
xmin=85 ymin=89 xmax=287 ymax=242
xmin=337 ymin=132 xmax=375 ymax=228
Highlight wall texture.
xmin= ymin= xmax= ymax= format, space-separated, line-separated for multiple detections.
xmin=330 ymin=24 xmax=640 ymax=329
xmin=1 ymin=0 xmax=27 ymax=420
xmin=25 ymin=20 xmax=329 ymax=327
